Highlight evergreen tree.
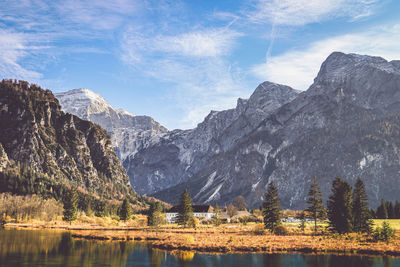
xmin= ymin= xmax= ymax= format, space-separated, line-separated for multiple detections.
xmin=376 ymin=199 xmax=388 ymax=219
xmin=386 ymin=201 xmax=395 ymax=219
xmin=298 ymin=211 xmax=307 ymax=233
xmin=305 ymin=176 xmax=326 ymax=233
xmin=120 ymin=198 xmax=132 ymax=221
xmin=394 ymin=201 xmax=400 ymax=219
xmin=213 ymin=204 xmax=221 ymax=226
xmin=327 ymin=177 xmax=353 ymax=233
xmin=95 ymin=200 xmax=106 ymax=217
xmin=148 ymin=202 xmax=163 ymax=228
xmin=262 ymin=181 xmax=281 ymax=233
xmin=63 ymin=187 xmax=78 ymax=224
xmin=370 ymin=208 xmax=376 ymax=219
xmin=176 ymin=189 xmax=193 ymax=228
xmin=352 ymin=178 xmax=373 ymax=233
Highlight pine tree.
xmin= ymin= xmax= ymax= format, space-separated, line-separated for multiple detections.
xmin=262 ymin=181 xmax=281 ymax=233
xmin=327 ymin=177 xmax=353 ymax=233
xmin=305 ymin=176 xmax=326 ymax=233
xmin=176 ymin=189 xmax=193 ymax=228
xmin=352 ymin=178 xmax=373 ymax=233
xmin=63 ymin=187 xmax=78 ymax=224
xmin=213 ymin=204 xmax=221 ymax=226
xmin=394 ymin=201 xmax=400 ymax=219
xmin=148 ymin=202 xmax=163 ymax=228
xmin=120 ymin=198 xmax=132 ymax=221
xmin=376 ymin=199 xmax=388 ymax=219
xmin=387 ymin=201 xmax=395 ymax=219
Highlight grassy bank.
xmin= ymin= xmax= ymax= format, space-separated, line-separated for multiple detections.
xmin=4 ymin=218 xmax=400 ymax=257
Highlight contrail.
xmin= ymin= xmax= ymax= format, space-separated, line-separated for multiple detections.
xmin=266 ymin=21 xmax=276 ymax=63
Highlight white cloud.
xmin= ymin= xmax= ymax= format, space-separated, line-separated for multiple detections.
xmin=247 ymin=0 xmax=380 ymax=26
xmin=0 ymin=30 xmax=43 ymax=81
xmin=251 ymin=25 xmax=400 ymax=90
xmin=155 ymin=29 xmax=242 ymax=57
xmin=121 ymin=27 xmax=241 ymax=64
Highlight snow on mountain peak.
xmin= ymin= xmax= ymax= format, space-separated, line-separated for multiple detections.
xmin=55 ymin=88 xmax=167 ymax=161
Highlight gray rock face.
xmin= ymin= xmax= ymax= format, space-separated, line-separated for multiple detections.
xmin=127 ymin=81 xmax=299 ymax=195
xmin=153 ymin=52 xmax=400 ymax=209
xmin=55 ymin=89 xmax=168 ymax=161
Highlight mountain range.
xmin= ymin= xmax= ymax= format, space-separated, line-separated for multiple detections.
xmin=56 ymin=52 xmax=400 ymax=209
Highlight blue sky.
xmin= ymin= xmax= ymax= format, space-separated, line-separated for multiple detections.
xmin=1 ymin=0 xmax=400 ymax=130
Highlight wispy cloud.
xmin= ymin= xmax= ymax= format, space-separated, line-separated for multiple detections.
xmin=247 ymin=0 xmax=380 ymax=26
xmin=251 ymin=25 xmax=400 ymax=90
xmin=0 ymin=29 xmax=46 ymax=81
xmin=121 ymin=26 xmax=248 ymax=128
xmin=0 ymin=0 xmax=141 ymax=82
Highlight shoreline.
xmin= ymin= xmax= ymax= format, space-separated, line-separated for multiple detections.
xmin=4 ymin=223 xmax=400 ymax=257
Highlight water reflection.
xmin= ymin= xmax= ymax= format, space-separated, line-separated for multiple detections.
xmin=0 ymin=229 xmax=399 ymax=267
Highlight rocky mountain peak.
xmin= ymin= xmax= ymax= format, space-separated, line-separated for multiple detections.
xmin=309 ymin=52 xmax=400 ymax=111
xmin=55 ymin=88 xmax=167 ymax=161
xmin=247 ymin=81 xmax=300 ymax=115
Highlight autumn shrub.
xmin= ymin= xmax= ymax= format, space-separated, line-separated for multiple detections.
xmin=0 ymin=193 xmax=62 ymax=221
xmin=274 ymin=225 xmax=289 ymax=236
xmin=252 ymin=224 xmax=265 ymax=235
xmin=188 ymin=217 xmax=199 ymax=228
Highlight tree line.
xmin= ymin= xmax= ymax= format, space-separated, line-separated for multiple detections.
xmin=262 ymin=176 xmax=385 ymax=235
xmin=373 ymin=199 xmax=400 ymax=219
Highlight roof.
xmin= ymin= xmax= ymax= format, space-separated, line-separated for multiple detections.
xmin=167 ymin=205 xmax=214 ymax=213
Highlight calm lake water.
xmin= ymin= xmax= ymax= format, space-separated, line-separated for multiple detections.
xmin=0 ymin=228 xmax=399 ymax=267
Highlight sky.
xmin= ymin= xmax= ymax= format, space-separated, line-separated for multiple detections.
xmin=1 ymin=0 xmax=400 ymax=130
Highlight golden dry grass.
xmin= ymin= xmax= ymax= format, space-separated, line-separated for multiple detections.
xmin=5 ymin=217 xmax=400 ymax=256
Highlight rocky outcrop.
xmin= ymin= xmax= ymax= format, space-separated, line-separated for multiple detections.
xmin=0 ymin=80 xmax=134 ymax=199
xmin=55 ymin=89 xmax=167 ymax=161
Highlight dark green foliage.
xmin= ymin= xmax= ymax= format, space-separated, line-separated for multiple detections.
xmin=395 ymin=201 xmax=400 ymax=219
xmin=147 ymin=202 xmax=163 ymax=227
xmin=63 ymin=187 xmax=78 ymax=224
xmin=373 ymin=221 xmax=394 ymax=243
xmin=176 ymin=189 xmax=193 ymax=228
xmin=95 ymin=200 xmax=106 ymax=217
xmin=370 ymin=208 xmax=376 ymax=219
xmin=262 ymin=181 xmax=281 ymax=233
xmin=305 ymin=176 xmax=326 ymax=233
xmin=387 ymin=201 xmax=395 ymax=219
xmin=120 ymin=198 xmax=132 ymax=221
xmin=376 ymin=199 xmax=388 ymax=219
xmin=327 ymin=177 xmax=353 ymax=234
xmin=297 ymin=211 xmax=307 ymax=233
xmin=352 ymin=178 xmax=373 ymax=233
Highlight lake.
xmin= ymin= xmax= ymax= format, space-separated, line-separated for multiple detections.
xmin=0 ymin=228 xmax=399 ymax=267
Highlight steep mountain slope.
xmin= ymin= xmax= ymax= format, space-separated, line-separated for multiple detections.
xmin=126 ymin=82 xmax=300 ymax=194
xmin=55 ymin=89 xmax=167 ymax=160
xmin=154 ymin=52 xmax=400 ymax=209
xmin=0 ymin=80 xmax=136 ymax=200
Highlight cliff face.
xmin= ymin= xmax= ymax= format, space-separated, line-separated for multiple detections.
xmin=55 ymin=89 xmax=167 ymax=161
xmin=125 ymin=81 xmax=300 ymax=195
xmin=153 ymin=52 xmax=400 ymax=209
xmin=0 ymin=80 xmax=133 ymax=199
